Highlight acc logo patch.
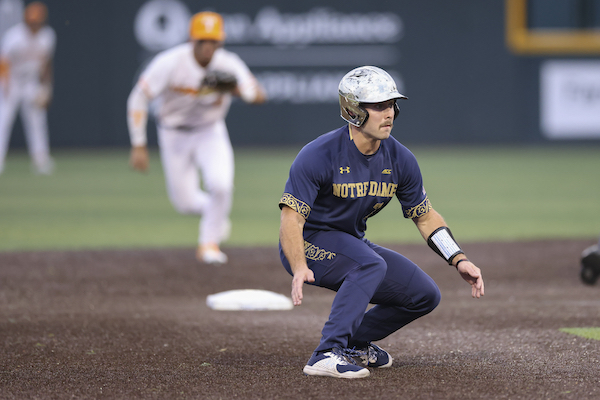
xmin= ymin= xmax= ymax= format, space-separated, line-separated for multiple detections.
xmin=382 ymin=169 xmax=392 ymax=175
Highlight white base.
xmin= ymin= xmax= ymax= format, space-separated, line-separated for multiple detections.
xmin=206 ymin=289 xmax=293 ymax=311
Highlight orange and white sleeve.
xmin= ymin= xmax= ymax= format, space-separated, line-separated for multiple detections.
xmin=126 ymin=78 xmax=153 ymax=147
xmin=230 ymin=53 xmax=263 ymax=103
xmin=0 ymin=58 xmax=9 ymax=88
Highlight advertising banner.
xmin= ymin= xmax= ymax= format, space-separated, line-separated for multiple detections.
xmin=4 ymin=0 xmax=576 ymax=147
xmin=540 ymin=60 xmax=600 ymax=139
xmin=130 ymin=0 xmax=407 ymax=145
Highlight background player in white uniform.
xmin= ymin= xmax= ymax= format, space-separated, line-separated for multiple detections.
xmin=127 ymin=11 xmax=266 ymax=264
xmin=0 ymin=1 xmax=55 ymax=175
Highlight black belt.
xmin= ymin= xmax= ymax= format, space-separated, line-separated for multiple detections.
xmin=160 ymin=124 xmax=199 ymax=132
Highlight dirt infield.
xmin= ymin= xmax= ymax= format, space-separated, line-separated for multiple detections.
xmin=1 ymin=239 xmax=599 ymax=399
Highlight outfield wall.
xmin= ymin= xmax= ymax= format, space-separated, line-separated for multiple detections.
xmin=3 ymin=0 xmax=600 ymax=148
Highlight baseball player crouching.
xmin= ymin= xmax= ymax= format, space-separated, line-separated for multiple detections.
xmin=127 ymin=11 xmax=266 ymax=264
xmin=0 ymin=1 xmax=55 ymax=175
xmin=279 ymin=66 xmax=484 ymax=378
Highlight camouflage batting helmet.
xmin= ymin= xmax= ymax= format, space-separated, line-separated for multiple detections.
xmin=338 ymin=66 xmax=407 ymax=127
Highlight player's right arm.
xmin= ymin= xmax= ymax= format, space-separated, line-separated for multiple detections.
xmin=0 ymin=58 xmax=9 ymax=93
xmin=127 ymin=80 xmax=152 ymax=172
xmin=226 ymin=52 xmax=267 ymax=105
xmin=126 ymin=51 xmax=174 ymax=172
xmin=0 ymin=30 xmax=13 ymax=95
xmin=127 ymin=82 xmax=151 ymax=172
xmin=279 ymin=144 xmax=329 ymax=305
xmin=279 ymin=205 xmax=314 ymax=306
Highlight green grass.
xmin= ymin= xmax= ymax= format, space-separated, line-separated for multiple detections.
xmin=560 ymin=327 xmax=600 ymax=341
xmin=372 ymin=145 xmax=600 ymax=244
xmin=0 ymin=145 xmax=599 ymax=252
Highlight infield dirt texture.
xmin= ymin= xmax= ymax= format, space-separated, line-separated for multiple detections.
xmin=1 ymin=238 xmax=599 ymax=399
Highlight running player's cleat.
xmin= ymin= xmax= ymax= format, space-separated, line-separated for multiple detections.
xmin=353 ymin=343 xmax=393 ymax=368
xmin=303 ymin=348 xmax=370 ymax=379
xmin=33 ymin=158 xmax=55 ymax=175
xmin=197 ymin=244 xmax=228 ymax=264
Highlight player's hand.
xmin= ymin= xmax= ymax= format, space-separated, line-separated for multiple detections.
xmin=129 ymin=145 xmax=149 ymax=172
xmin=34 ymin=86 xmax=52 ymax=108
xmin=201 ymin=70 xmax=237 ymax=93
xmin=291 ymin=267 xmax=315 ymax=306
xmin=456 ymin=260 xmax=484 ymax=298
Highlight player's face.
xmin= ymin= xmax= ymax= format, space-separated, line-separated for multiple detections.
xmin=360 ymin=99 xmax=396 ymax=140
xmin=25 ymin=17 xmax=45 ymax=33
xmin=193 ymin=40 xmax=222 ymax=67
xmin=24 ymin=4 xmax=47 ymax=34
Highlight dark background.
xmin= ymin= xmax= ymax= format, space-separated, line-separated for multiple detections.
xmin=3 ymin=0 xmax=600 ymax=148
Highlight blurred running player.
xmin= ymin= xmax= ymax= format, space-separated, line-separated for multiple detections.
xmin=127 ymin=11 xmax=266 ymax=264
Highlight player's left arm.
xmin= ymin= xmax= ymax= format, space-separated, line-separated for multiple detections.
xmin=233 ymin=73 xmax=266 ymax=104
xmin=35 ymin=28 xmax=56 ymax=108
xmin=228 ymin=53 xmax=266 ymax=104
xmin=413 ymin=208 xmax=485 ymax=298
xmin=35 ymin=57 xmax=53 ymax=108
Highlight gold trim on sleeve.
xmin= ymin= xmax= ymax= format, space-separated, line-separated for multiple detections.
xmin=279 ymin=193 xmax=311 ymax=219
xmin=403 ymin=197 xmax=432 ymax=219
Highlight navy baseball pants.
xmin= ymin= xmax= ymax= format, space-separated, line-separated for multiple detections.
xmin=280 ymin=229 xmax=441 ymax=353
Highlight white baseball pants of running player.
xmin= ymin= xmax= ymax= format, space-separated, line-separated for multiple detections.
xmin=0 ymin=81 xmax=51 ymax=173
xmin=158 ymin=120 xmax=233 ymax=246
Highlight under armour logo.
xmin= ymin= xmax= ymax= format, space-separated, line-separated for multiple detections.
xmin=339 ymin=166 xmax=350 ymax=174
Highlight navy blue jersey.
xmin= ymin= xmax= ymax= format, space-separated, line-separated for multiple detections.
xmin=279 ymin=125 xmax=431 ymax=238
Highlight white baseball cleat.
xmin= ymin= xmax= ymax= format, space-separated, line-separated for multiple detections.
xmin=197 ymin=244 xmax=228 ymax=264
xmin=303 ymin=348 xmax=370 ymax=379
xmin=33 ymin=158 xmax=55 ymax=175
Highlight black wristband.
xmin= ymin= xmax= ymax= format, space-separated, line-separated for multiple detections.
xmin=427 ymin=226 xmax=464 ymax=265
xmin=454 ymin=259 xmax=470 ymax=269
